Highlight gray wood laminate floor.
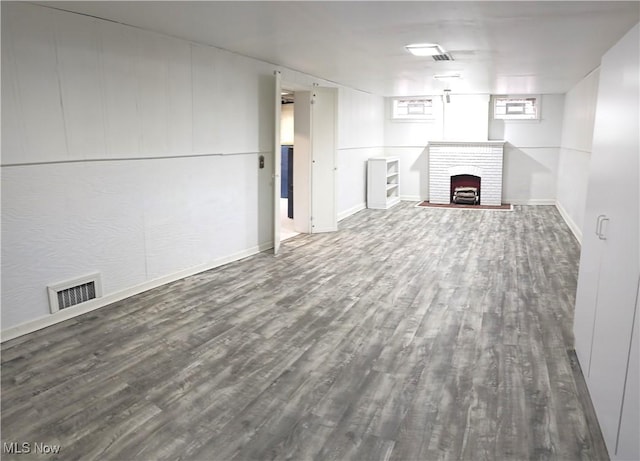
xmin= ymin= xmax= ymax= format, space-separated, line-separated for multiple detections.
xmin=1 ymin=204 xmax=609 ymax=461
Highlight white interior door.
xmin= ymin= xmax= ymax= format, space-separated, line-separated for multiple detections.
xmin=273 ymin=71 xmax=282 ymax=254
xmin=310 ymin=86 xmax=338 ymax=233
xmin=293 ymin=91 xmax=312 ymax=234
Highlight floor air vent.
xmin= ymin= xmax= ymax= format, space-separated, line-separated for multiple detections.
xmin=47 ymin=273 xmax=102 ymax=314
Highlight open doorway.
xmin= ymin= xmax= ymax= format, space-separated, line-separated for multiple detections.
xmin=273 ymin=74 xmax=337 ymax=254
xmin=280 ymin=89 xmax=297 ymax=241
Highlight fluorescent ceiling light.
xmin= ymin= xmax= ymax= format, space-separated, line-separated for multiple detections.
xmin=433 ymin=73 xmax=461 ymax=80
xmin=405 ymin=43 xmax=446 ymax=56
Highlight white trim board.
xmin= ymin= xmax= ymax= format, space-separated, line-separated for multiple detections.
xmin=338 ymin=203 xmax=366 ymax=221
xmin=410 ymin=198 xmax=554 ymax=206
xmin=414 ymin=202 xmax=514 ymax=212
xmin=340 ymin=198 xmax=419 ymax=221
xmin=555 ymin=200 xmax=583 ymax=245
xmin=0 ymin=242 xmax=274 ymax=342
xmin=400 ymin=195 xmax=422 ymax=202
xmin=503 ymin=199 xmax=556 ymax=206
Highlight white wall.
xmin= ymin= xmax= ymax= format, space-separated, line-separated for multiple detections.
xmin=385 ymin=94 xmax=490 ymax=201
xmin=337 ymin=88 xmax=385 ymax=219
xmin=384 ymin=93 xmax=563 ymax=204
xmin=556 ymin=69 xmax=600 ymax=243
xmin=384 ymin=96 xmax=444 ymax=201
xmin=443 ymin=94 xmax=490 ymax=141
xmin=281 ymin=103 xmax=294 ymax=145
xmin=489 ymin=94 xmax=565 ymax=205
xmin=0 ymin=2 xmax=610 ymax=337
xmin=0 ymin=3 xmax=379 ymax=335
xmin=0 ymin=3 xmax=278 ymax=333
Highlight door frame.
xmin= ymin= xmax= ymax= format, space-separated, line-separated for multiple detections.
xmin=273 ymin=74 xmax=338 ymax=252
xmin=273 ymin=71 xmax=282 ymax=254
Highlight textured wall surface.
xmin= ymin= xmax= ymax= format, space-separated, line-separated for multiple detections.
xmin=1 ymin=3 xmax=381 ymax=332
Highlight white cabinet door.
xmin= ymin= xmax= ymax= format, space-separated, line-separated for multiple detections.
xmin=577 ymin=23 xmax=640 ymax=456
xmin=572 ymin=67 xmax=618 ymax=377
xmin=615 ymin=279 xmax=639 ymax=460
xmin=573 ymin=224 xmax=604 ymax=372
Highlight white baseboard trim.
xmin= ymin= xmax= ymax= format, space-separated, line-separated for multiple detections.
xmin=0 ymin=242 xmax=274 ymax=342
xmin=400 ymin=195 xmax=422 ymax=202
xmin=555 ymin=200 xmax=583 ymax=245
xmin=338 ymin=198 xmax=421 ymax=220
xmin=338 ymin=203 xmax=366 ymax=221
xmin=505 ymin=198 xmax=556 ymax=206
xmin=407 ymin=198 xmax=555 ymax=206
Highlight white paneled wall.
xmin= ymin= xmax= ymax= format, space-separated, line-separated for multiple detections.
xmin=0 ymin=2 xmax=602 ymax=336
xmin=2 ymin=3 xmax=277 ymax=165
xmin=489 ymin=94 xmax=565 ymax=147
xmin=384 ymin=97 xmax=442 ymax=201
xmin=56 ymin=13 xmax=108 ymax=158
xmin=1 ymin=155 xmax=274 ymax=330
xmin=489 ymin=94 xmax=564 ymax=204
xmin=383 ymin=147 xmax=429 ymax=202
xmin=0 ymin=3 xmax=344 ymax=335
xmin=501 ymin=146 xmax=560 ymax=204
xmin=337 ymin=147 xmax=384 ymax=219
xmin=443 ymin=94 xmax=490 ymax=141
xmin=337 ymin=88 xmax=385 ymax=219
xmin=560 ymin=69 xmax=599 ymax=152
xmin=557 ymin=69 xmax=600 ymax=242
xmin=2 ymin=5 xmax=68 ymax=163
xmin=384 ymin=94 xmax=564 ymax=204
xmin=100 ymin=22 xmax=146 ymax=157
xmin=384 ymin=95 xmax=445 ymax=147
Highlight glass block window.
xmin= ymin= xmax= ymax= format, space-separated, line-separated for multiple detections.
xmin=493 ymin=96 xmax=539 ymax=120
xmin=392 ymin=98 xmax=434 ymax=120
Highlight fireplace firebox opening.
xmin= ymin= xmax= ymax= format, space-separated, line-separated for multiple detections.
xmin=451 ymin=174 xmax=481 ymax=205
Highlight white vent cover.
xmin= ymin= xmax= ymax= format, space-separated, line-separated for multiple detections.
xmin=432 ymin=53 xmax=454 ymax=61
xmin=47 ymin=273 xmax=103 ymax=314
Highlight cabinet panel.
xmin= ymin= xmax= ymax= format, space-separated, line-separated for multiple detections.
xmin=573 ymin=240 xmax=603 ymax=371
xmin=589 ymin=239 xmax=638 ymax=452
xmin=573 ymin=23 xmax=640 ymax=458
xmin=615 ymin=280 xmax=639 ymax=460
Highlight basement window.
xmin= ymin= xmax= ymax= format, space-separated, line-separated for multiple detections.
xmin=493 ymin=96 xmax=539 ymax=120
xmin=392 ymin=97 xmax=435 ymax=120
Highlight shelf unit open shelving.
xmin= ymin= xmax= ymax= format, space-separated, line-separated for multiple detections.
xmin=367 ymin=157 xmax=401 ymax=209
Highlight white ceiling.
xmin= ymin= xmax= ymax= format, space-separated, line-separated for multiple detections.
xmin=38 ymin=1 xmax=640 ymax=96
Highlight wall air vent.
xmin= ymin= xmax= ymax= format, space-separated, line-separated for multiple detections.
xmin=432 ymin=53 xmax=454 ymax=61
xmin=47 ymin=273 xmax=102 ymax=314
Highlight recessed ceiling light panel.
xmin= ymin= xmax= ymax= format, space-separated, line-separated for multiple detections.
xmin=433 ymin=73 xmax=462 ymax=80
xmin=405 ymin=43 xmax=446 ymax=57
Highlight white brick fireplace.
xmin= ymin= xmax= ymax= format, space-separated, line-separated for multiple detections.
xmin=428 ymin=141 xmax=505 ymax=206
